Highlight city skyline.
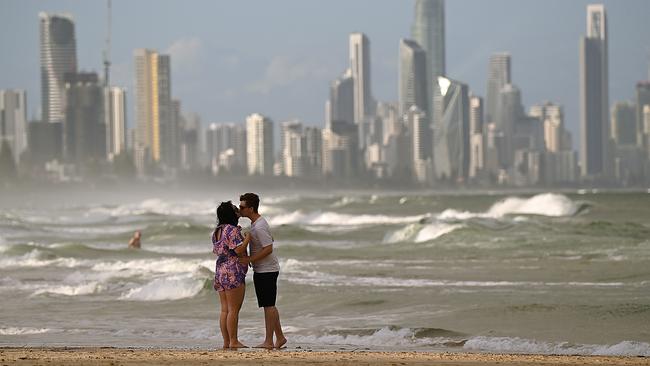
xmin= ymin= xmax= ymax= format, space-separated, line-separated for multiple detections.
xmin=1 ymin=1 xmax=649 ymax=149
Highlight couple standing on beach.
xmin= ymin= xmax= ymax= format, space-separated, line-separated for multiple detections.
xmin=212 ymin=192 xmax=286 ymax=350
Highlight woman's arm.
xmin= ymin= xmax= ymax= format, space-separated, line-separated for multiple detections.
xmin=233 ymin=232 xmax=250 ymax=255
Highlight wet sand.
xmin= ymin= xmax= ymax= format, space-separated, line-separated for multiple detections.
xmin=1 ymin=348 xmax=648 ymax=366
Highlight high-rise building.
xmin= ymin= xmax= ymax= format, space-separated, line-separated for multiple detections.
xmin=105 ymin=87 xmax=126 ymax=161
xmin=433 ymin=76 xmax=470 ymax=182
xmin=0 ymin=90 xmax=28 ymax=165
xmin=530 ymin=102 xmax=564 ymax=153
xmin=246 ymin=113 xmax=274 ymax=176
xmin=611 ymin=102 xmax=637 ymax=146
xmin=468 ymin=96 xmax=484 ymax=179
xmin=328 ymin=70 xmax=354 ymax=128
xmin=636 ymin=81 xmax=650 ymax=147
xmin=206 ymin=122 xmax=246 ymax=175
xmin=28 ymin=120 xmax=62 ymax=164
xmin=580 ymin=4 xmax=610 ymax=179
xmin=304 ymin=126 xmax=322 ymax=177
xmin=486 ymin=53 xmax=511 ymax=124
xmin=62 ymin=72 xmax=105 ymax=166
xmin=179 ymin=111 xmax=201 ymax=171
xmin=322 ymin=120 xmax=358 ymax=179
xmin=495 ymin=84 xmax=523 ymax=168
xmin=398 ymin=39 xmax=428 ymax=118
xmin=281 ymin=120 xmax=305 ymax=177
xmin=349 ymin=33 xmax=373 ymax=127
xmin=405 ymin=106 xmax=431 ymax=183
xmin=133 ymin=49 xmax=172 ymax=168
xmin=412 ymin=0 xmax=445 ymax=79
xmin=40 ymin=13 xmax=77 ymax=124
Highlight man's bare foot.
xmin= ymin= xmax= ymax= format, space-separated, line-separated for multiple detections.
xmin=254 ymin=342 xmax=274 ymax=349
xmin=229 ymin=341 xmax=248 ymax=349
xmin=274 ymin=337 xmax=287 ymax=349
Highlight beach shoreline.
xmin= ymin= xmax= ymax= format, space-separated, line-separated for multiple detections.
xmin=1 ymin=348 xmax=649 ymax=366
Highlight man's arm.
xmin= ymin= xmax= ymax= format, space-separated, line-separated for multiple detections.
xmin=249 ymin=244 xmax=272 ymax=264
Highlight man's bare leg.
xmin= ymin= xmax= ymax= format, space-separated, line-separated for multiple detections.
xmin=272 ymin=307 xmax=287 ymax=348
xmin=254 ymin=306 xmax=276 ymax=349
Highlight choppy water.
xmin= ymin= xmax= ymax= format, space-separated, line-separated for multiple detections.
xmin=1 ymin=190 xmax=650 ymax=356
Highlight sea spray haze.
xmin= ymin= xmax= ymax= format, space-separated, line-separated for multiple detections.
xmin=1 ymin=191 xmax=649 ymax=355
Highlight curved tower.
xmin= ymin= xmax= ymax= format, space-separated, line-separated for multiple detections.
xmin=39 ymin=12 xmax=77 ymax=124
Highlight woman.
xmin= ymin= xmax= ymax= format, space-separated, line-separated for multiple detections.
xmin=213 ymin=201 xmax=250 ymax=349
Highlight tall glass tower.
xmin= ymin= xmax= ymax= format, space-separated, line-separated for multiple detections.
xmin=579 ymin=4 xmax=609 ymax=179
xmin=39 ymin=12 xmax=77 ymax=124
xmin=412 ymin=0 xmax=445 ymax=79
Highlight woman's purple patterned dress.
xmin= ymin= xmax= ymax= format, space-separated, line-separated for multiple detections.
xmin=212 ymin=224 xmax=248 ymax=292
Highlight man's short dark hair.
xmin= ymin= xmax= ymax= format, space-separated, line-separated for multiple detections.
xmin=240 ymin=192 xmax=260 ymax=213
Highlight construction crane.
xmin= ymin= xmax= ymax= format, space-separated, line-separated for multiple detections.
xmin=103 ymin=0 xmax=112 ymax=87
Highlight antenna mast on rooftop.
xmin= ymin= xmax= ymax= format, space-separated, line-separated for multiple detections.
xmin=103 ymin=0 xmax=112 ymax=87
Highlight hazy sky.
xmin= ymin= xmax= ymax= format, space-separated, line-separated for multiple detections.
xmin=1 ymin=0 xmax=649 ymax=146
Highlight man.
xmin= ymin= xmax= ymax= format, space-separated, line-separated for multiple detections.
xmin=128 ymin=231 xmax=141 ymax=249
xmin=239 ymin=192 xmax=287 ymax=349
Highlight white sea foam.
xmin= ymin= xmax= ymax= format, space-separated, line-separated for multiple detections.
xmin=119 ymin=274 xmax=205 ymax=301
xmin=0 ymin=327 xmax=52 ymax=335
xmin=464 ymin=336 xmax=650 ymax=356
xmin=91 ymin=257 xmax=209 ymax=275
xmin=415 ymin=223 xmax=462 ymax=243
xmin=289 ymin=327 xmax=450 ymax=348
xmin=33 ymin=282 xmax=102 ymax=296
xmin=0 ymin=250 xmax=89 ymax=269
xmin=383 ymin=223 xmax=462 ymax=244
xmin=437 ymin=193 xmax=577 ymax=221
xmin=269 ymin=210 xmax=429 ymax=227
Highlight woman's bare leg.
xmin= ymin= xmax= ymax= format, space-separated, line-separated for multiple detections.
xmin=218 ymin=291 xmax=229 ymax=349
xmin=225 ymin=284 xmax=247 ymax=348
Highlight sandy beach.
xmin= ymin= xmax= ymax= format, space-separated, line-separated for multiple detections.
xmin=1 ymin=348 xmax=649 ymax=366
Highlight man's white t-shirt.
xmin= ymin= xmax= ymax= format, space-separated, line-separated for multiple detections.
xmin=249 ymin=216 xmax=279 ymax=273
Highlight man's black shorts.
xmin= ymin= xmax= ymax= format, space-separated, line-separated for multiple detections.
xmin=253 ymin=271 xmax=279 ymax=308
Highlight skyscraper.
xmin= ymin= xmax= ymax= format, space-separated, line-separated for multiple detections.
xmin=349 ymin=33 xmax=373 ymax=127
xmin=412 ymin=0 xmax=445 ymax=79
xmin=398 ymin=39 xmax=428 ymax=118
xmin=0 ymin=90 xmax=28 ymax=165
xmin=133 ymin=49 xmax=172 ymax=167
xmin=405 ymin=105 xmax=431 ymax=183
xmin=611 ymin=102 xmax=637 ymax=147
xmin=433 ymin=76 xmax=470 ymax=182
xmin=63 ymin=72 xmax=105 ymax=166
xmin=40 ymin=13 xmax=77 ymax=124
xmin=105 ymin=87 xmax=127 ymax=161
xmin=495 ymin=84 xmax=523 ymax=168
xmin=468 ymin=96 xmax=484 ymax=179
xmin=281 ymin=120 xmax=305 ymax=177
xmin=636 ymin=81 xmax=650 ymax=147
xmin=486 ymin=53 xmax=511 ymax=124
xmin=328 ymin=70 xmax=354 ymax=128
xmin=246 ymin=113 xmax=274 ymax=176
xmin=412 ymin=0 xmax=445 ymax=139
xmin=579 ymin=4 xmax=610 ymax=178
xmin=530 ymin=102 xmax=564 ymax=153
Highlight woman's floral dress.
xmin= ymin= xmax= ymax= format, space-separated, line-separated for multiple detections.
xmin=212 ymin=224 xmax=248 ymax=291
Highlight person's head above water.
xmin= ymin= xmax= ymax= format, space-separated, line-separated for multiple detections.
xmin=216 ymin=201 xmax=239 ymax=226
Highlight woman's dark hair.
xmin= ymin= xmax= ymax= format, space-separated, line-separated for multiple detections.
xmin=216 ymin=201 xmax=238 ymax=227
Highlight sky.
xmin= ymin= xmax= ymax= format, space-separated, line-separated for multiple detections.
xmin=1 ymin=0 xmax=650 ymax=149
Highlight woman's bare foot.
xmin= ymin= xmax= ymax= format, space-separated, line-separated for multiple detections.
xmin=274 ymin=337 xmax=287 ymax=349
xmin=229 ymin=341 xmax=248 ymax=349
xmin=254 ymin=342 xmax=274 ymax=349
xmin=222 ymin=344 xmax=230 ymax=350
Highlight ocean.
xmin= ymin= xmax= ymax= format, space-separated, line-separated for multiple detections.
xmin=1 ymin=189 xmax=649 ymax=356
